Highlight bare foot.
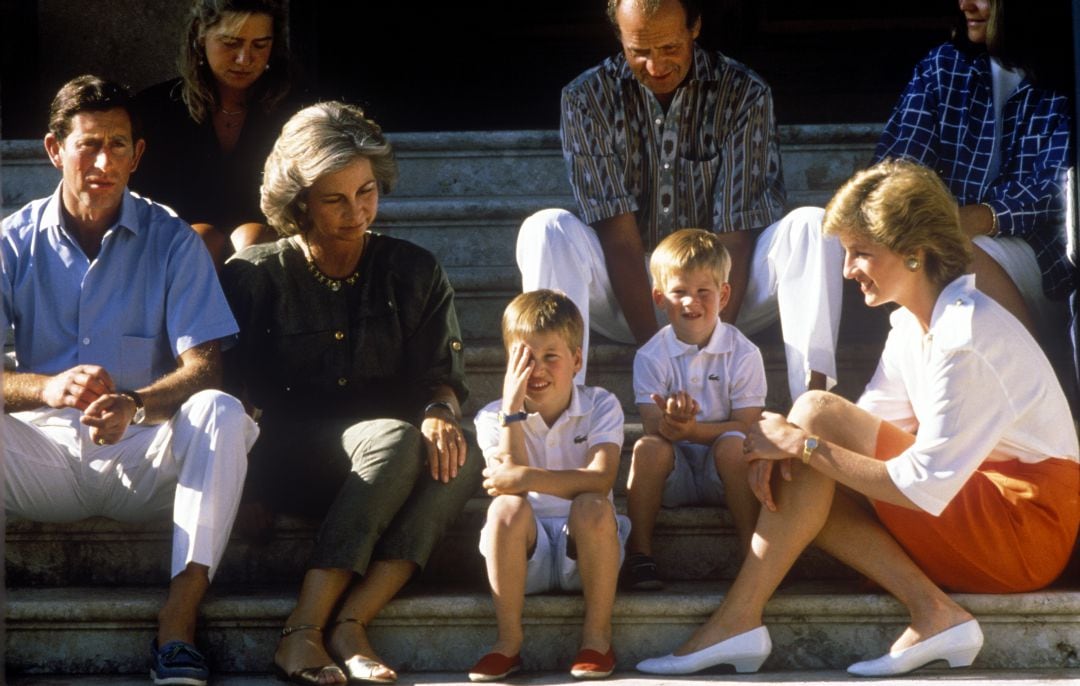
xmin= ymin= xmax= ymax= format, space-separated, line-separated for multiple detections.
xmin=328 ymin=619 xmax=397 ymax=682
xmin=275 ymin=626 xmax=346 ymax=685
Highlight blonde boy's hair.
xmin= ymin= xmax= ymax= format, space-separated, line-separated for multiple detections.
xmin=823 ymin=158 xmax=972 ymax=289
xmin=501 ymin=289 xmax=584 ymax=353
xmin=650 ymin=228 xmax=732 ymax=291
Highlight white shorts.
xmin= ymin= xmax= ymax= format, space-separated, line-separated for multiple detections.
xmin=662 ymin=442 xmax=725 ymax=507
xmin=479 ymin=509 xmax=632 ymax=594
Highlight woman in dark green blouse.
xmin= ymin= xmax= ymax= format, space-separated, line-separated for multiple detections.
xmin=222 ymin=102 xmax=480 ymax=686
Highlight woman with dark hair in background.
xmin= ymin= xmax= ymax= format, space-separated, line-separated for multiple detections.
xmin=134 ymin=0 xmax=294 ymax=267
xmin=874 ymin=0 xmax=1075 ymax=349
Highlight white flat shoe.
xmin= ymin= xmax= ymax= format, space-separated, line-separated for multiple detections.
xmin=847 ymin=619 xmax=983 ymax=677
xmin=636 ymin=626 xmax=771 ymax=675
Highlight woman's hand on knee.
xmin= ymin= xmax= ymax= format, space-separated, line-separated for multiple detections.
xmin=422 ymin=415 xmax=468 ymax=483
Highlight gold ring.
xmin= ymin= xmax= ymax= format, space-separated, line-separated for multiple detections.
xmin=96 ymin=437 xmax=107 ymax=446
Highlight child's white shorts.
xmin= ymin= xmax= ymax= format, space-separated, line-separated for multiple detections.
xmin=480 ymin=506 xmax=631 ymax=594
xmin=662 ymin=442 xmax=726 ymax=507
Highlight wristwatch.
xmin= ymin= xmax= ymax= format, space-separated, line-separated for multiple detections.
xmin=801 ymin=435 xmax=820 ymax=465
xmin=119 ymin=389 xmax=146 ymax=425
xmin=498 ymin=410 xmax=528 ymax=427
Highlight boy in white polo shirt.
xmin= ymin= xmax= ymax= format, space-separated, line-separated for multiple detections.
xmin=469 ymin=289 xmax=628 ymax=682
xmin=622 ymin=229 xmax=767 ymax=591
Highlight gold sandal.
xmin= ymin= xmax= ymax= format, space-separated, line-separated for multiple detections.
xmin=331 ymin=618 xmax=397 ymax=684
xmin=275 ymin=624 xmax=347 ymax=685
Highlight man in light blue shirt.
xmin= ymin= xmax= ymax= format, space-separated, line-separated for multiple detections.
xmin=2 ymin=75 xmax=258 ymax=686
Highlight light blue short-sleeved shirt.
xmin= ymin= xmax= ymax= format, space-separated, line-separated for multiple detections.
xmin=2 ymin=185 xmax=238 ymax=391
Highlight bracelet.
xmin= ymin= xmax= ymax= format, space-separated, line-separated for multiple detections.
xmin=719 ymin=430 xmax=746 ymax=440
xmin=498 ymin=410 xmax=528 ymax=426
xmin=423 ymin=401 xmax=456 ymax=420
xmin=980 ymin=203 xmax=999 ymax=237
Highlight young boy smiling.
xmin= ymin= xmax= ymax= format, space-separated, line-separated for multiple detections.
xmin=622 ymin=229 xmax=766 ymax=590
xmin=470 ymin=290 xmax=628 ymax=681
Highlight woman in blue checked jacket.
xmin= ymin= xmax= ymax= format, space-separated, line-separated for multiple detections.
xmin=875 ymin=0 xmax=1074 ymax=344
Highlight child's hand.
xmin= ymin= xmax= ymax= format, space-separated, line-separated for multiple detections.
xmin=650 ymin=391 xmax=699 ymax=441
xmin=502 ymin=341 xmax=533 ymax=414
xmin=483 ymin=453 xmax=528 ymax=496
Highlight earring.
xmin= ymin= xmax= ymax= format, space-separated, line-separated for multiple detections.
xmin=906 ymin=256 xmax=920 ymax=271
xmin=265 ymin=63 xmax=270 ymax=72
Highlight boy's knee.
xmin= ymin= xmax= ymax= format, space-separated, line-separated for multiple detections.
xmin=569 ymin=493 xmax=615 ymax=532
xmin=632 ymin=435 xmax=675 ymax=473
xmin=711 ymin=434 xmax=746 ymax=467
xmin=487 ymin=494 xmax=533 ymax=531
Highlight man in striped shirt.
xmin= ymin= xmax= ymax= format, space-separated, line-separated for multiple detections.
xmin=517 ymin=0 xmax=844 ymax=403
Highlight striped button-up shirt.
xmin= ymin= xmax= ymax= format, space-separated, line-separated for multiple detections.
xmin=560 ymin=44 xmax=786 ymax=251
xmin=875 ymin=42 xmax=1075 ymax=299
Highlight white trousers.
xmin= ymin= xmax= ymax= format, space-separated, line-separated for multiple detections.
xmin=517 ymin=207 xmax=844 ymax=401
xmin=3 ymin=389 xmax=258 ymax=579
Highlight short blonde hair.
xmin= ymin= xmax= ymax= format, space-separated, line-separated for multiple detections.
xmin=823 ymin=159 xmax=972 ymax=289
xmin=501 ymin=290 xmax=584 ymax=353
xmin=650 ymin=228 xmax=732 ymax=291
xmin=261 ymin=101 xmax=398 ymax=237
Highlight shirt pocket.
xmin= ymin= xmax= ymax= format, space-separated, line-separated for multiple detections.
xmin=119 ymin=335 xmax=157 ymax=385
xmin=349 ymin=296 xmax=403 ymax=379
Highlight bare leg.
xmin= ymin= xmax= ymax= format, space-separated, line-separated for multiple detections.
xmin=971 ymin=244 xmax=1035 ymax=334
xmin=625 ymin=436 xmax=675 ymax=556
xmin=482 ymin=495 xmax=537 ymax=657
xmin=712 ymin=435 xmax=758 ymax=554
xmin=327 ymin=559 xmax=417 ymax=681
xmin=674 ymin=391 xmax=972 ymax=656
xmin=231 ymin=222 xmax=278 ymax=254
xmin=157 ymin=562 xmax=210 ymax=645
xmin=275 ymin=568 xmax=352 ymax=684
xmin=569 ymin=494 xmax=620 ymax=653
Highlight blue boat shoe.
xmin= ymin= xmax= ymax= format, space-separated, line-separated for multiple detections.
xmin=150 ymin=639 xmax=209 ymax=686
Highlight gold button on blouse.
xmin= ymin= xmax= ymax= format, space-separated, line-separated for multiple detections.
xmin=334 ymin=330 xmax=345 ymax=340
xmin=337 ymin=377 xmax=348 ymax=386
xmin=451 ymin=339 xmax=463 ymax=352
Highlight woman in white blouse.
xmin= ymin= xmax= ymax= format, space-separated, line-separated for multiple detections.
xmin=637 ymin=158 xmax=1079 ymax=678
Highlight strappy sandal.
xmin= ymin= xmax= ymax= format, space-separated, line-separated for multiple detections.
xmin=330 ymin=618 xmax=398 ymax=684
xmin=274 ymin=624 xmax=347 ymax=685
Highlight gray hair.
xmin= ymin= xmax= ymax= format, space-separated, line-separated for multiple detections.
xmin=606 ymin=0 xmax=702 ymax=34
xmin=261 ymin=101 xmax=398 ymax=237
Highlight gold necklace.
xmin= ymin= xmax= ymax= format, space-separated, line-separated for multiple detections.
xmin=298 ymin=234 xmax=365 ymax=292
xmin=306 ymin=259 xmax=360 ymax=292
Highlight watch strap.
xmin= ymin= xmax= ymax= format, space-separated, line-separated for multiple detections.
xmin=498 ymin=410 xmax=528 ymax=427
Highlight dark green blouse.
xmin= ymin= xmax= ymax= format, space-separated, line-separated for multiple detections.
xmin=221 ymin=233 xmax=467 ymax=424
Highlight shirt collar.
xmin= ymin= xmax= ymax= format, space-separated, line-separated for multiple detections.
xmin=660 ymin=319 xmax=731 ymax=358
xmin=39 ymin=183 xmax=141 ymax=237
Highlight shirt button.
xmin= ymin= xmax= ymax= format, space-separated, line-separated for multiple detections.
xmin=334 ymin=330 xmax=345 ymax=341
xmin=82 ymin=337 xmax=90 ymax=345
xmin=663 ymin=207 xmax=671 ymax=213
xmin=337 ymin=377 xmax=348 ymax=386
xmin=654 ymin=117 xmax=663 ymax=125
xmin=451 ymin=339 xmax=463 ymax=352
xmin=691 ymin=377 xmax=700 ymax=383
xmin=663 ymin=162 xmax=670 ymax=170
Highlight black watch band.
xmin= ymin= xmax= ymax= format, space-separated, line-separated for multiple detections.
xmin=119 ymin=389 xmax=146 ymax=425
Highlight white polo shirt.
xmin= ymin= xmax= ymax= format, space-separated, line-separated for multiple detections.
xmin=475 ymin=385 xmax=625 ymax=518
xmin=633 ymin=321 xmax=767 ymax=423
xmin=858 ymin=275 xmax=1079 ymax=516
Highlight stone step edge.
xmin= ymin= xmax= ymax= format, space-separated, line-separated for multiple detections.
xmin=9 ymin=583 xmax=1080 ymax=624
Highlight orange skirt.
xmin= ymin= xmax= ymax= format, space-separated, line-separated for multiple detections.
xmin=871 ymin=420 xmax=1080 ymax=593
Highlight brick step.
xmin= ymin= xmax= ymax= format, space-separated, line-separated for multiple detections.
xmin=7 ymin=582 xmax=1079 ymax=677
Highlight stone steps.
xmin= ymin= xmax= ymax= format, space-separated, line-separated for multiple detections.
xmin=8 ymin=583 xmax=1080 ymax=676
xmin=10 ymin=671 xmax=1080 ymax=685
